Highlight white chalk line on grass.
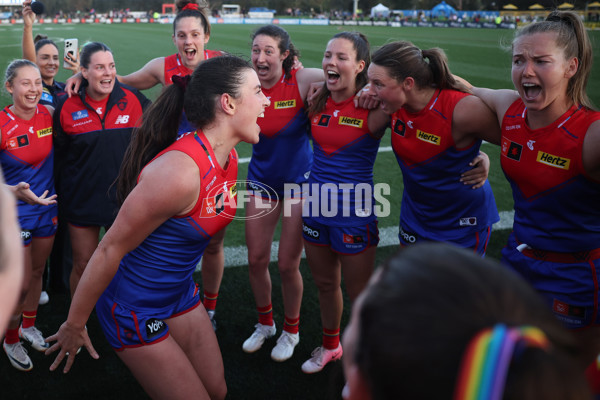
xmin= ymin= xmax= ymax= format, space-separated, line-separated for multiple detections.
xmin=237 ymin=147 xmax=392 ymax=165
xmin=196 ymin=210 xmax=515 ymax=270
xmin=214 ymin=146 xmax=509 ymax=269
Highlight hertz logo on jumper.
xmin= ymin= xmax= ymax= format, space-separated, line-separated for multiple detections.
xmin=275 ymin=100 xmax=296 ymax=109
xmin=339 ymin=116 xmax=363 ymax=128
xmin=537 ymin=151 xmax=570 ymax=170
xmin=416 ymin=130 xmax=440 ymax=145
xmin=37 ymin=128 xmax=52 ymax=138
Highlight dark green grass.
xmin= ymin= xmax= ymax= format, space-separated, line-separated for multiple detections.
xmin=0 ymin=22 xmax=596 ymax=398
xmin=1 ymin=230 xmax=512 ymax=400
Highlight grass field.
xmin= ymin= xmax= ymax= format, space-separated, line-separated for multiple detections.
xmin=0 ymin=22 xmax=599 ymax=399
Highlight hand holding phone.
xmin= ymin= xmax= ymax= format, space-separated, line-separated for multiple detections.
xmin=63 ymin=38 xmax=78 ymax=69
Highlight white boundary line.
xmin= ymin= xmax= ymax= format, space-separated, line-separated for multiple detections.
xmin=197 ymin=210 xmax=515 ymax=270
xmin=218 ymin=144 xmax=509 ymax=268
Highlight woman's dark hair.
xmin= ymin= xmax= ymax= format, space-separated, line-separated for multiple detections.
xmin=117 ymin=55 xmax=253 ymax=203
xmin=354 ymin=243 xmax=590 ymax=400
xmin=79 ymin=41 xmax=111 ymax=69
xmin=371 ymin=41 xmax=470 ymax=93
xmin=33 ymin=34 xmax=58 ymax=53
xmin=515 ymin=10 xmax=594 ymax=109
xmin=252 ymin=25 xmax=299 ymax=80
xmin=174 ymin=0 xmax=211 ymax=37
xmin=308 ymin=31 xmax=370 ymax=116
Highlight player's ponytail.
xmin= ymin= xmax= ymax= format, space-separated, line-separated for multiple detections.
xmin=117 ymin=55 xmax=254 ymax=203
xmin=282 ymin=42 xmax=300 ymax=80
xmin=372 ymin=41 xmax=468 ymax=93
xmin=116 ymin=80 xmax=186 ymax=204
xmin=422 ymin=48 xmax=469 ymax=92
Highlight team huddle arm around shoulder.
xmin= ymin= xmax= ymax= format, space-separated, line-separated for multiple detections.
xmin=118 ymin=57 xmax=165 ymax=90
xmin=453 ymin=95 xmax=502 ymax=146
xmin=296 ymin=67 xmax=326 ymax=102
xmin=469 ymin=87 xmax=520 ymax=129
xmin=367 ymin=108 xmax=391 ymax=139
xmin=64 ymin=73 xmax=83 ymax=97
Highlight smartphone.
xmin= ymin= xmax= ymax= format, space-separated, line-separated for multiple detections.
xmin=63 ymin=38 xmax=78 ymax=68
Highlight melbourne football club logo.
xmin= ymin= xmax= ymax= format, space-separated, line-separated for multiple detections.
xmin=14 ymin=135 xmax=30 ymax=148
xmin=392 ymin=119 xmax=406 ymax=137
xmin=501 ymin=139 xmax=522 ymax=161
xmin=316 ymin=115 xmax=331 ymax=127
xmin=117 ymin=98 xmax=128 ymax=111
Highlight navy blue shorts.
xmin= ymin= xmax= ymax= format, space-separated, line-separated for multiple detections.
xmin=19 ymin=206 xmax=58 ymax=246
xmin=302 ymin=217 xmax=379 ymax=255
xmin=398 ymin=224 xmax=493 ymax=257
xmin=502 ymin=232 xmax=600 ymax=329
xmin=95 ymin=280 xmax=201 ymax=351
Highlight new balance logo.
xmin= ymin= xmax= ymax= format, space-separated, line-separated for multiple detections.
xmin=115 ymin=115 xmax=130 ymax=124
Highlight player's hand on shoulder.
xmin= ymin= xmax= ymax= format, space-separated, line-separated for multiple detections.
xmin=354 ymin=84 xmax=380 ymax=110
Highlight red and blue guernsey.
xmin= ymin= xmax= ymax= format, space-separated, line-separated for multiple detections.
xmin=163 ymin=50 xmax=223 ymax=85
xmin=101 ymin=131 xmax=238 ymax=314
xmin=248 ymin=69 xmax=312 ymax=196
xmin=0 ymin=104 xmax=55 ymax=217
xmin=308 ymin=96 xmax=380 ymax=226
xmin=391 ymin=89 xmax=499 ymax=244
xmin=501 ymin=100 xmax=600 ymax=252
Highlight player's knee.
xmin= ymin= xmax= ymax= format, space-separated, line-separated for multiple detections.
xmin=277 ymin=259 xmax=300 ymax=277
xmin=247 ymin=252 xmax=270 ymax=271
